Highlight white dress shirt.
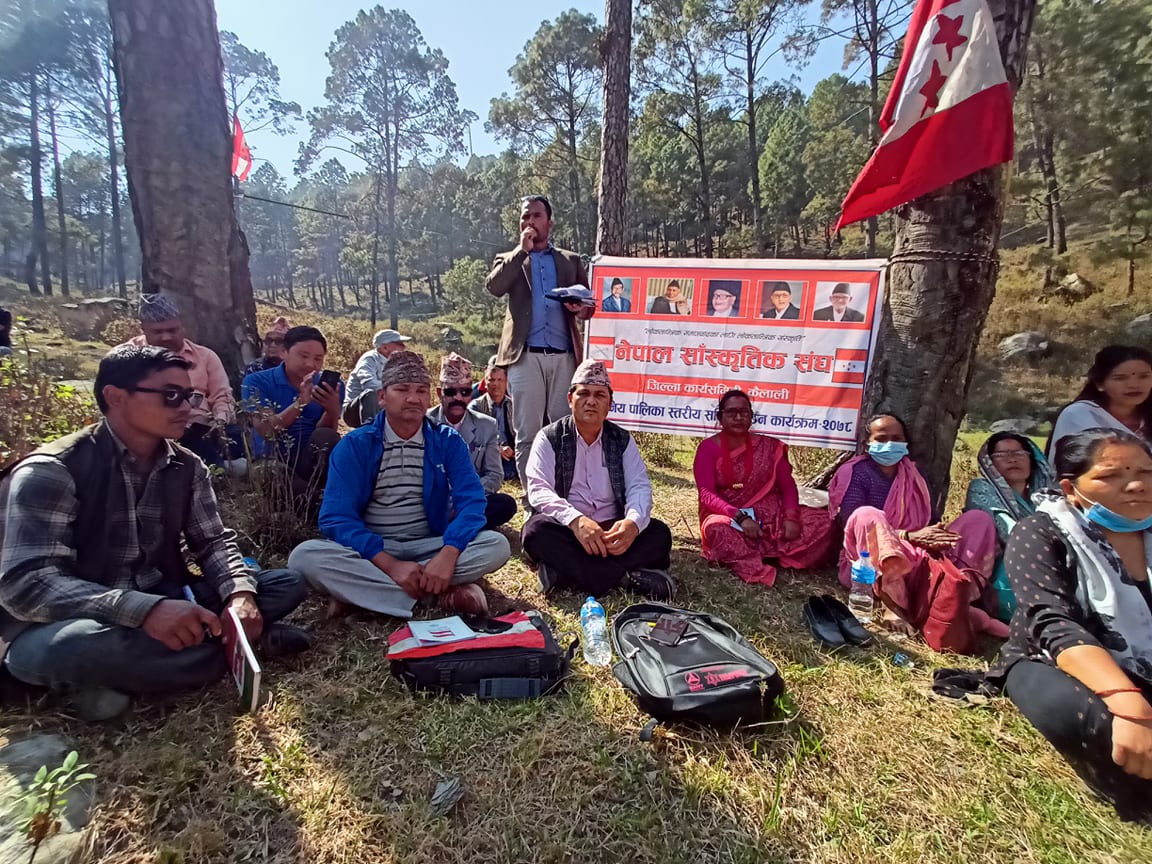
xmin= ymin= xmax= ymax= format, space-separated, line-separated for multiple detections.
xmin=525 ymin=426 xmax=653 ymax=531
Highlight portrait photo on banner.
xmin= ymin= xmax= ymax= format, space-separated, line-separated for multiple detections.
xmin=600 ymin=276 xmax=634 ymax=313
xmin=759 ymin=280 xmax=806 ymax=321
xmin=646 ymin=276 xmax=694 ymax=315
xmin=705 ymin=279 xmax=746 ymax=319
xmin=811 ymin=280 xmax=870 ymax=324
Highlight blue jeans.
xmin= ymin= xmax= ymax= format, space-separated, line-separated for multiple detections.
xmin=3 ymin=569 xmax=307 ymax=695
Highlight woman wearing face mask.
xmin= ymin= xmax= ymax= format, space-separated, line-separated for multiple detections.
xmin=828 ymin=414 xmax=1006 ymax=637
xmin=693 ymin=390 xmax=832 ymax=585
xmin=987 ymin=428 xmax=1152 ymax=822
xmin=1048 ymin=345 xmax=1152 ymax=457
xmin=964 ymin=432 xmax=1057 ymax=622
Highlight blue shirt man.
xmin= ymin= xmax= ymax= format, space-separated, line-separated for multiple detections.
xmin=527 ymin=244 xmax=571 ymax=351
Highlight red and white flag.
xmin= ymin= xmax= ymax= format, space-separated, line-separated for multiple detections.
xmin=231 ymin=115 xmax=253 ymax=182
xmin=836 ymin=0 xmax=1013 ymax=229
xmin=832 ymin=349 xmax=869 ymax=385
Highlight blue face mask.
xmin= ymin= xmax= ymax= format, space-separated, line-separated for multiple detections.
xmin=868 ymin=441 xmax=909 ymax=466
xmin=1075 ymin=489 xmax=1152 ymax=533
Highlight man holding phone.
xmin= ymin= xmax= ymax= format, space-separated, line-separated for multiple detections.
xmin=486 ymin=195 xmax=593 ymax=488
xmin=242 ymin=325 xmax=344 ymax=494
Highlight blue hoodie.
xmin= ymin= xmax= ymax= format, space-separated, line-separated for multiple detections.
xmin=318 ymin=411 xmax=486 ymax=560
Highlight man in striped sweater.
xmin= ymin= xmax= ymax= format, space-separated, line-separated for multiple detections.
xmin=289 ymin=352 xmax=510 ymax=618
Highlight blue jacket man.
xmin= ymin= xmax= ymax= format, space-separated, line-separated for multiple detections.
xmin=289 ymin=351 xmax=510 ymax=618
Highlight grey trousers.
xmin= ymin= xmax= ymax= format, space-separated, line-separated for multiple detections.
xmin=288 ymin=532 xmax=511 ymax=617
xmin=342 ymin=389 xmax=380 ymax=429
xmin=507 ymin=350 xmax=577 ymax=482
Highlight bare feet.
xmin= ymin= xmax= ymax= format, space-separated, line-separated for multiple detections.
xmin=327 ymin=597 xmax=354 ymax=619
xmin=438 ymin=584 xmax=489 ymax=617
xmin=880 ymin=605 xmax=917 ymax=637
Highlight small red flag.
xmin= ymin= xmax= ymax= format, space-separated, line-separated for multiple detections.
xmin=231 ymin=115 xmax=252 ymax=182
xmin=836 ymin=0 xmax=1014 ymax=229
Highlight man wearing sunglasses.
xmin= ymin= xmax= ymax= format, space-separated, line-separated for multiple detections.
xmin=426 ymin=353 xmax=517 ymax=530
xmin=119 ymin=294 xmax=240 ymax=469
xmin=243 ymin=316 xmax=291 ymax=377
xmin=0 ymin=345 xmax=312 ymax=722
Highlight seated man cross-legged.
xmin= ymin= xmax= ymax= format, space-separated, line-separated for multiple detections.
xmin=289 ymin=351 xmax=511 ymax=618
xmin=522 ymin=359 xmax=675 ymax=600
xmin=427 ymin=352 xmax=518 ymax=530
xmin=0 ymin=346 xmax=311 ymax=722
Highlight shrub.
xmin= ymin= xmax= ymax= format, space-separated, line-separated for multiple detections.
xmin=0 ymin=359 xmax=97 ymax=469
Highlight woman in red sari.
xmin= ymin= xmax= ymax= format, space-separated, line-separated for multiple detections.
xmin=693 ymin=390 xmax=833 ymax=585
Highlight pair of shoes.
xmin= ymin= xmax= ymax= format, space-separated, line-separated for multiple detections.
xmin=258 ymin=623 xmax=314 ymax=658
xmin=536 ymin=561 xmax=558 ymax=595
xmin=438 ymin=584 xmax=490 ymax=616
xmin=802 ymin=595 xmax=873 ymax=649
xmin=68 ymin=687 xmax=131 ymax=723
xmin=626 ymin=568 xmax=676 ymax=601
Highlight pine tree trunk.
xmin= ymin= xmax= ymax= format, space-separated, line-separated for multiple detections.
xmin=745 ymin=30 xmax=765 ymax=254
xmin=862 ymin=0 xmax=1037 ymax=511
xmin=595 ymin=0 xmax=631 ymax=256
xmin=29 ymin=74 xmax=53 ymax=296
xmin=108 ymin=0 xmax=257 ymax=383
xmin=47 ymin=84 xmax=70 ymax=297
xmin=104 ymin=76 xmax=128 ymax=299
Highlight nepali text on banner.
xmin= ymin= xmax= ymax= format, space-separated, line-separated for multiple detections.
xmin=584 ymin=257 xmax=887 ymax=451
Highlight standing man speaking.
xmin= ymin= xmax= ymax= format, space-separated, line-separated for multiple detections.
xmin=486 ymin=195 xmax=593 ymax=484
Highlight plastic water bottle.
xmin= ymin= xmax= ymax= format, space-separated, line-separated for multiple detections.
xmin=579 ymin=597 xmax=612 ymax=667
xmin=848 ymin=551 xmax=876 ymax=624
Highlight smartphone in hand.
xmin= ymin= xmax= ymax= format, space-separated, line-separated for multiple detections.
xmin=318 ymin=369 xmax=341 ymax=390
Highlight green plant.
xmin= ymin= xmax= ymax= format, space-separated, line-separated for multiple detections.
xmin=16 ymin=750 xmax=96 ymax=863
xmin=0 ymin=359 xmax=96 ymax=469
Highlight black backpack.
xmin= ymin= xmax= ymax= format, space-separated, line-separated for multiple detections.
xmin=611 ymin=603 xmax=785 ymax=740
xmin=389 ymin=611 xmax=577 ymax=700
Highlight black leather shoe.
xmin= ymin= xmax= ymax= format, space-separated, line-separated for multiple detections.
xmin=821 ymin=594 xmax=874 ymax=646
xmin=802 ymin=596 xmax=846 ymax=649
xmin=258 ymin=623 xmax=314 ymax=658
xmin=626 ymin=568 xmax=676 ymax=601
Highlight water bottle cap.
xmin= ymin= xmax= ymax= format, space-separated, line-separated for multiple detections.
xmin=859 ymin=551 xmax=870 ymax=559
xmin=585 ymin=596 xmax=596 ymax=604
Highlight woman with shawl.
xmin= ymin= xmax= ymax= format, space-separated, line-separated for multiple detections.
xmin=693 ymin=390 xmax=832 ymax=586
xmin=828 ymin=414 xmax=1006 ymax=637
xmin=964 ymin=431 xmax=1056 ymax=621
xmin=987 ymin=428 xmax=1152 ymax=823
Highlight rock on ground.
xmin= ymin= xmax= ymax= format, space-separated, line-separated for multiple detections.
xmin=998 ymin=331 xmax=1050 ymax=363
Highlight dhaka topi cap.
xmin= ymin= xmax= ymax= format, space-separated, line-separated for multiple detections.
xmin=439 ymin=352 xmax=473 ymax=387
xmin=266 ymin=316 xmax=290 ymax=337
xmin=571 ymin=359 xmax=611 ymax=389
xmin=831 ymin=282 xmax=852 ymax=296
xmin=138 ymin=293 xmax=180 ymax=323
xmin=379 ymin=350 xmax=431 ymax=388
xmin=374 ymin=328 xmax=412 ymax=348
xmin=769 ymin=282 xmax=792 ymax=296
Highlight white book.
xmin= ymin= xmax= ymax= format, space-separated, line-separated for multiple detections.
xmin=407 ymin=616 xmax=475 ymax=645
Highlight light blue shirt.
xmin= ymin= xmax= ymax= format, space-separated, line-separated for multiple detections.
xmin=526 ymin=246 xmax=572 ymax=351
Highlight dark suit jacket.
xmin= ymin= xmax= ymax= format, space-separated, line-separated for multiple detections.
xmin=650 ymin=296 xmax=681 ymax=315
xmin=813 ymin=305 xmax=865 ymax=322
xmin=762 ymin=304 xmax=800 ymax=320
xmin=602 ymin=295 xmax=631 ymax=312
xmin=486 ymin=245 xmax=591 ymax=366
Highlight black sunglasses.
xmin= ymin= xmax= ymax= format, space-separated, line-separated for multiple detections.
xmin=132 ymin=386 xmax=204 ymax=408
xmin=441 ymin=387 xmax=472 ymax=398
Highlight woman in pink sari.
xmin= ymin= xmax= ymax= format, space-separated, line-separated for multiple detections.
xmin=828 ymin=414 xmax=1007 ymax=637
xmin=693 ymin=390 xmax=832 ymax=585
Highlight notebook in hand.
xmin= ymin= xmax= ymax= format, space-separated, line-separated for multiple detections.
xmin=545 ymin=285 xmax=595 ymax=307
xmin=226 ymin=607 xmax=262 ymax=713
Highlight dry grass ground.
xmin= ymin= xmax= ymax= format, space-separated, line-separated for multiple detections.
xmin=2 ymin=263 xmax=1151 ymax=862
xmin=3 ymin=458 xmax=1151 ymax=863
